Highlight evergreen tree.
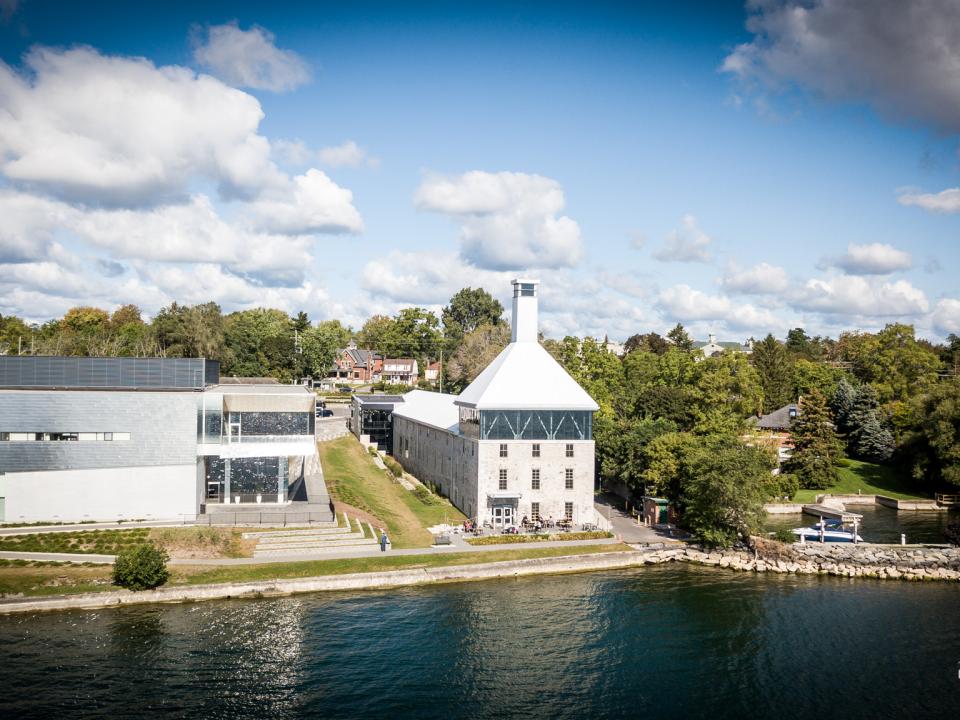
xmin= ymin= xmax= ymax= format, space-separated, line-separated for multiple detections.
xmin=847 ymin=384 xmax=894 ymax=462
xmin=666 ymin=323 xmax=694 ymax=353
xmin=783 ymin=389 xmax=843 ymax=489
xmin=751 ymin=334 xmax=794 ymax=413
xmin=831 ymin=376 xmax=859 ymax=437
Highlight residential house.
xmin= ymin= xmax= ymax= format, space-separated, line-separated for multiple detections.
xmin=424 ymin=361 xmax=441 ymax=385
xmin=382 ymin=358 xmax=419 ymax=385
xmin=748 ymin=402 xmax=799 ymax=465
xmin=332 ymin=341 xmax=382 ymax=384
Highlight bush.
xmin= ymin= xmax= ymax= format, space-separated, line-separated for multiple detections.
xmin=383 ymin=455 xmax=404 ymax=478
xmin=367 ymin=445 xmax=378 ymax=456
xmin=413 ymin=485 xmax=440 ymax=505
xmin=112 ymin=544 xmax=169 ymax=591
xmin=773 ymin=529 xmax=795 ymax=544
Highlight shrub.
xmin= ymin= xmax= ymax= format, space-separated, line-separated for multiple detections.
xmin=112 ymin=544 xmax=169 ymax=591
xmin=383 ymin=455 xmax=404 ymax=478
xmin=367 ymin=445 xmax=378 ymax=456
xmin=413 ymin=485 xmax=440 ymax=505
xmin=773 ymin=529 xmax=795 ymax=544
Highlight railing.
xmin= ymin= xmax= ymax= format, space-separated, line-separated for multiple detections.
xmin=191 ymin=511 xmax=336 ymax=527
xmin=935 ymin=493 xmax=960 ymax=506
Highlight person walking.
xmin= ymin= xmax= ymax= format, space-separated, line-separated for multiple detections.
xmin=380 ymin=531 xmax=389 ymax=552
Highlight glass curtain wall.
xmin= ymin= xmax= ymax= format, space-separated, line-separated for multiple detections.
xmin=204 ymin=456 xmax=289 ymax=503
xmin=477 ymin=410 xmax=592 ymax=440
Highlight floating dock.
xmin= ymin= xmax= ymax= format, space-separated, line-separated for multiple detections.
xmin=802 ymin=504 xmax=863 ymax=523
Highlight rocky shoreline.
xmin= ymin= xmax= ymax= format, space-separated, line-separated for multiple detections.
xmin=642 ymin=539 xmax=960 ymax=581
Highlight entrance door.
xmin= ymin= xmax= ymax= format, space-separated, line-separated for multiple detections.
xmin=206 ymin=481 xmax=222 ymax=503
xmin=492 ymin=505 xmax=515 ymax=527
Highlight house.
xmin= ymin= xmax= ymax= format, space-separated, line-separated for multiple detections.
xmin=604 ymin=339 xmax=626 ymax=356
xmin=0 ymin=356 xmax=324 ymax=523
xmin=332 ymin=341 xmax=382 ymax=384
xmin=748 ymin=402 xmax=799 ymax=464
xmin=382 ymin=358 xmax=419 ymax=385
xmin=424 ymin=361 xmax=441 ymax=385
xmin=693 ymin=333 xmax=754 ymax=359
xmin=392 ymin=279 xmax=600 ymax=528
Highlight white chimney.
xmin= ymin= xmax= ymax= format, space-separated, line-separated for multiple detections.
xmin=511 ymin=278 xmax=539 ymax=343
xmin=708 ymin=333 xmax=716 ymax=345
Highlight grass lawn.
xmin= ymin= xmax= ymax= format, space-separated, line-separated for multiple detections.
xmin=0 ymin=543 xmax=631 ymax=598
xmin=790 ymin=459 xmax=930 ymax=503
xmin=0 ymin=527 xmax=253 ymax=559
xmin=319 ymin=436 xmax=466 ymax=548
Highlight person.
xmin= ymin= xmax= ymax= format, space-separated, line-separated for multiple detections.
xmin=521 ymin=515 xmax=529 ymax=527
xmin=380 ymin=531 xmax=389 ymax=552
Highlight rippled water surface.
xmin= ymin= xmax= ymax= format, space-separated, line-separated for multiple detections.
xmin=2 ymin=565 xmax=958 ymax=719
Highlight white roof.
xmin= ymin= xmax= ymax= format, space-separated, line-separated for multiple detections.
xmin=392 ymin=389 xmax=460 ymax=432
xmin=455 ymin=342 xmax=599 ymax=411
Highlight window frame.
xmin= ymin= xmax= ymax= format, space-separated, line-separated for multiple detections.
xmin=565 ymin=468 xmax=574 ymax=490
xmin=565 ymin=443 xmax=574 ymax=458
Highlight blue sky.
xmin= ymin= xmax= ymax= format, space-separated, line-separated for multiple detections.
xmin=0 ymin=0 xmax=958 ymax=341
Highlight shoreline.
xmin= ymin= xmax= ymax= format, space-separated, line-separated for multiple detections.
xmin=2 ymin=541 xmax=958 ymax=615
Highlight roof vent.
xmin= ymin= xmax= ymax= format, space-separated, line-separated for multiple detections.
xmin=511 ymin=278 xmax=539 ymax=343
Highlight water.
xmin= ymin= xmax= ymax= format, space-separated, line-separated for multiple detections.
xmin=764 ymin=505 xmax=959 ymax=544
xmin=2 ymin=566 xmax=958 ymax=719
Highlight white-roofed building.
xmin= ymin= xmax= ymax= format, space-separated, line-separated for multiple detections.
xmin=392 ymin=279 xmax=600 ymax=528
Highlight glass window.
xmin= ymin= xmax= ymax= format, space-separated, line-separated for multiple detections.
xmin=0 ymin=432 xmax=8 ymax=441
xmin=34 ymin=432 xmax=44 ymax=441
xmin=565 ymin=468 xmax=574 ymax=489
xmin=103 ymin=432 xmax=113 ymax=441
xmin=531 ymin=502 xmax=540 ymax=520
xmin=499 ymin=443 xmax=508 ymax=457
xmin=480 ymin=411 xmax=592 ymax=441
xmin=531 ymin=468 xmax=540 ymax=490
xmin=566 ymin=443 xmax=574 ymax=458
xmin=564 ymin=502 xmax=573 ymax=520
xmin=499 ymin=468 xmax=507 ymax=490
xmin=532 ymin=443 xmax=540 ymax=458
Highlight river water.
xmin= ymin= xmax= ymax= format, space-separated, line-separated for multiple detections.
xmin=764 ymin=506 xmax=959 ymax=544
xmin=1 ymin=565 xmax=957 ymax=719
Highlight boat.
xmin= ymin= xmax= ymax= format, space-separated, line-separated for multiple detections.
xmin=791 ymin=519 xmax=863 ymax=543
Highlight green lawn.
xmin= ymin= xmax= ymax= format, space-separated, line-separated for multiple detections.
xmin=0 ymin=543 xmax=631 ymax=598
xmin=790 ymin=459 xmax=929 ymax=503
xmin=319 ymin=436 xmax=466 ymax=548
xmin=0 ymin=527 xmax=251 ymax=558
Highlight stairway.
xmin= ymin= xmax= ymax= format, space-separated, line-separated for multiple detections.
xmin=247 ymin=513 xmax=383 ymax=557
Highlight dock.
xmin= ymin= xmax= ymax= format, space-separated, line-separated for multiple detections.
xmin=802 ymin=504 xmax=863 ymax=523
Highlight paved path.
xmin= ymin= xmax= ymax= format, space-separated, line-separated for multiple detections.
xmin=0 ymin=537 xmax=619 ymax=566
xmin=594 ymin=494 xmax=676 ymax=544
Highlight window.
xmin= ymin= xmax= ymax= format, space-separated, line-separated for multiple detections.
xmin=531 ymin=502 xmax=540 ymax=520
xmin=103 ymin=432 xmax=113 ymax=441
xmin=499 ymin=469 xmax=508 ymax=491
xmin=0 ymin=432 xmax=8 ymax=441
xmin=499 ymin=443 xmax=508 ymax=458
xmin=564 ymin=502 xmax=573 ymax=520
xmin=565 ymin=468 xmax=574 ymax=489
xmin=34 ymin=433 xmax=44 ymax=441
xmin=531 ymin=468 xmax=540 ymax=490
xmin=565 ymin=443 xmax=574 ymax=458
xmin=532 ymin=443 xmax=540 ymax=458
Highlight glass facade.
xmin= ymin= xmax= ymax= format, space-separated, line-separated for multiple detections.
xmin=204 ymin=456 xmax=289 ymax=503
xmin=466 ymin=410 xmax=592 ymax=440
xmin=237 ymin=412 xmax=314 ymax=436
xmin=197 ymin=399 xmax=314 ymax=444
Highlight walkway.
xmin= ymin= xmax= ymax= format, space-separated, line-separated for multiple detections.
xmin=594 ymin=493 xmax=676 ymax=544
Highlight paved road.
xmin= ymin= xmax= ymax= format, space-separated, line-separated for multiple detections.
xmin=594 ymin=494 xmax=677 ymax=544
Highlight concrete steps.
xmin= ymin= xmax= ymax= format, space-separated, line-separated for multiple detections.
xmin=250 ymin=514 xmax=383 ymax=557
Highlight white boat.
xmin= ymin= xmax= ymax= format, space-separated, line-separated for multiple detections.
xmin=791 ymin=519 xmax=863 ymax=543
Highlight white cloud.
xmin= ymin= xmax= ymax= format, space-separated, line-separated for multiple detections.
xmin=362 ymin=252 xmax=509 ymax=306
xmin=898 ymin=187 xmax=960 ymax=213
xmin=247 ymin=169 xmax=364 ymax=235
xmin=656 ymin=284 xmax=780 ymax=331
xmin=932 ymin=298 xmax=960 ymax=336
xmin=192 ymin=22 xmax=310 ymax=92
xmin=791 ymin=275 xmax=929 ymax=316
xmin=826 ymin=243 xmax=913 ymax=275
xmin=319 ymin=140 xmax=379 ymax=168
xmin=720 ymin=262 xmax=788 ymax=294
xmin=653 ymin=215 xmax=713 ymax=263
xmin=414 ymin=171 xmax=583 ymax=270
xmin=0 ymin=191 xmax=69 ymax=262
xmin=722 ymin=0 xmax=960 ymax=133
xmin=271 ymin=138 xmax=313 ymax=166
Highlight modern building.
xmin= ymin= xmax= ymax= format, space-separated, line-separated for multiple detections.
xmin=0 ymin=356 xmax=320 ymax=523
xmin=392 ymin=279 xmax=600 ymax=528
xmin=350 ymin=394 xmax=405 ymax=451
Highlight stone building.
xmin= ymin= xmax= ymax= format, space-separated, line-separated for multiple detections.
xmin=392 ymin=279 xmax=599 ymax=528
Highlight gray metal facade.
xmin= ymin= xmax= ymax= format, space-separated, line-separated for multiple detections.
xmin=0 ymin=390 xmax=197 ymax=472
xmin=0 ymin=356 xmax=219 ymax=390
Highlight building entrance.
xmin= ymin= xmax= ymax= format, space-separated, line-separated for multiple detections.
xmin=492 ymin=505 xmax=515 ymax=527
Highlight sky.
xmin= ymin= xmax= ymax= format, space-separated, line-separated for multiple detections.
xmin=0 ymin=0 xmax=958 ymax=342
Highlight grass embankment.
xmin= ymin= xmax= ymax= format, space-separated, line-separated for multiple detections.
xmin=0 ymin=527 xmax=252 ymax=559
xmin=0 ymin=543 xmax=631 ymax=598
xmin=790 ymin=459 xmax=930 ymax=503
xmin=466 ymin=531 xmax=613 ymax=546
xmin=319 ymin=436 xmax=466 ymax=548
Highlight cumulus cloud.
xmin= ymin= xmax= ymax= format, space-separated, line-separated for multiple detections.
xmin=361 ymin=252 xmax=510 ymax=306
xmin=656 ymin=284 xmax=780 ymax=331
xmin=823 ymin=243 xmax=913 ymax=275
xmin=0 ymin=191 xmax=69 ymax=262
xmin=898 ymin=187 xmax=960 ymax=213
xmin=720 ymin=262 xmax=788 ymax=294
xmin=653 ymin=215 xmax=713 ymax=263
xmin=722 ymin=0 xmax=960 ymax=133
xmin=414 ymin=171 xmax=583 ymax=270
xmin=932 ymin=298 xmax=960 ymax=335
xmin=247 ymin=169 xmax=364 ymax=235
xmin=192 ymin=22 xmax=310 ymax=92
xmin=791 ymin=275 xmax=929 ymax=316
xmin=319 ymin=140 xmax=379 ymax=168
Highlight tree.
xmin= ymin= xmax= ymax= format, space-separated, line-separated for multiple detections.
xmin=902 ymin=380 xmax=960 ymax=489
xmin=793 ymin=358 xmax=846 ymax=403
xmin=842 ymin=384 xmax=894 ymax=462
xmin=223 ymin=308 xmax=291 ymax=378
xmin=689 ymin=352 xmax=763 ymax=421
xmin=442 ymin=287 xmax=504 ymax=353
xmin=845 ymin=324 xmax=942 ymax=405
xmin=831 ymin=377 xmax=859 ymax=438
xmin=379 ymin=307 xmax=442 ymax=362
xmin=751 ymin=334 xmax=794 ymax=413
xmin=624 ymin=332 xmax=670 ymax=355
xmin=112 ymin=544 xmax=169 ymax=591
xmin=597 ymin=417 xmax=678 ymax=492
xmin=445 ymin=322 xmax=510 ymax=391
xmin=302 ymin=320 xmax=352 ymax=378
xmin=356 ymin=314 xmax=394 ymax=351
xmin=110 ymin=304 xmax=143 ymax=328
xmin=782 ymin=389 xmax=843 ymax=489
xmin=666 ymin=323 xmax=694 ymax=353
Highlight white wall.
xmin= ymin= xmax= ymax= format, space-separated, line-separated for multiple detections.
xmin=0 ymin=464 xmax=197 ymax=522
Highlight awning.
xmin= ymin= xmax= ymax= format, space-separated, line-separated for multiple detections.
xmin=487 ymin=492 xmax=522 ymax=500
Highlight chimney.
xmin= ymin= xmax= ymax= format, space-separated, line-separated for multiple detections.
xmin=708 ymin=333 xmax=716 ymax=345
xmin=511 ymin=278 xmax=539 ymax=343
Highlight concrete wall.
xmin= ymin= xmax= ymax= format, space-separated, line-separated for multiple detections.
xmin=0 ymin=464 xmax=197 ymax=522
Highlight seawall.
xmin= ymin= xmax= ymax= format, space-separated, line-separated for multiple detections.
xmin=2 ymin=542 xmax=958 ymax=615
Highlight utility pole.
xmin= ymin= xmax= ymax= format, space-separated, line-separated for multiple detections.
xmin=439 ymin=345 xmax=443 ymax=393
